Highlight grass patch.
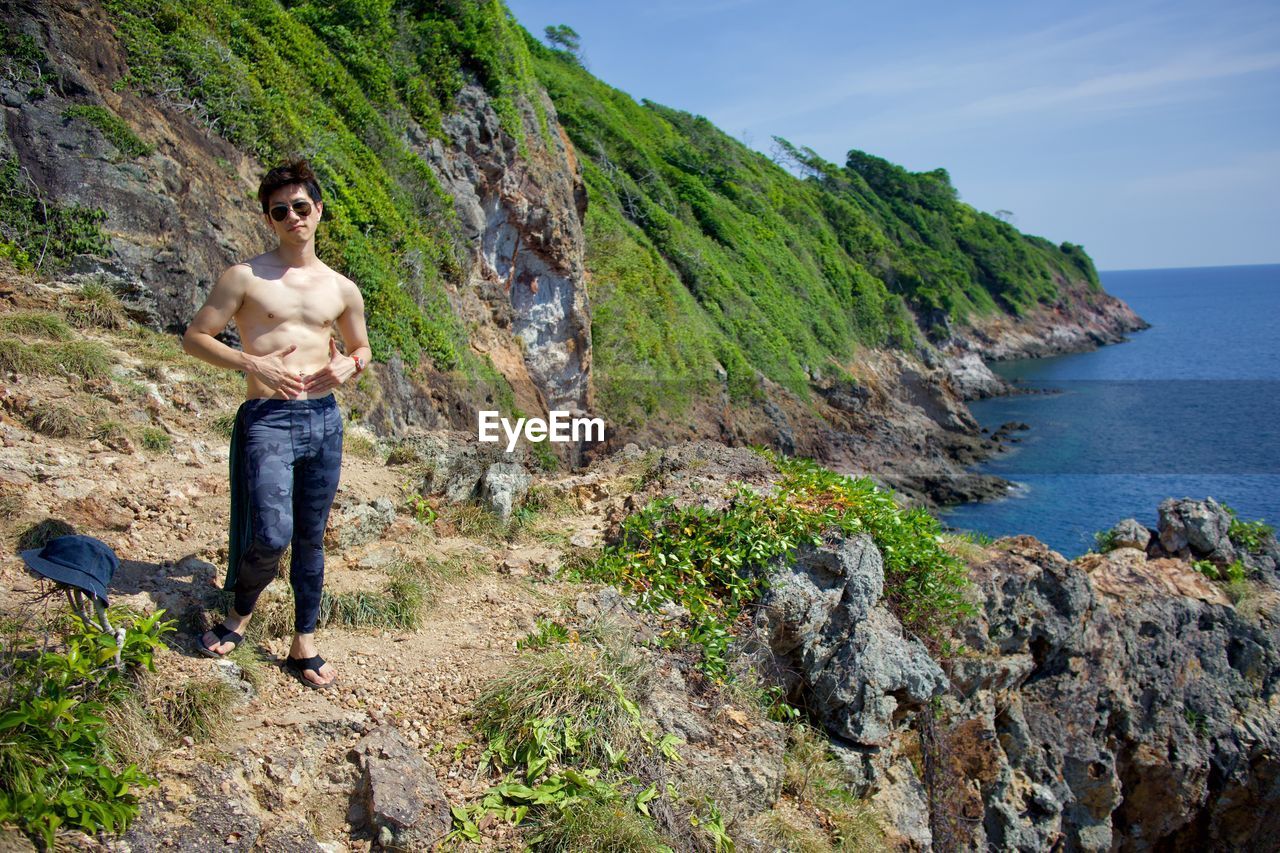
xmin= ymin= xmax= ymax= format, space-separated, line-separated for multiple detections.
xmin=531 ymin=795 xmax=669 ymax=851
xmin=26 ymin=399 xmax=89 ymax=439
xmin=212 ymin=566 xmax=432 ymax=640
xmin=63 ymin=104 xmax=155 ymax=159
xmin=139 ymin=427 xmax=171 ymax=452
xmin=210 ymin=410 xmax=238 ymax=438
xmin=746 ymin=802 xmax=830 ymax=853
xmin=64 ymin=281 xmax=130 ymax=330
xmin=578 ymin=451 xmax=971 ymax=677
xmin=451 ymin=622 xmax=684 ymax=847
xmin=343 ymin=428 xmax=381 ymax=461
xmin=0 ymin=310 xmax=72 ymax=339
xmin=151 ymin=677 xmax=238 ymax=742
xmin=49 ymin=339 xmax=115 ymax=379
xmin=92 ymin=419 xmax=135 ymax=451
xmin=319 ymin=576 xmax=425 ymax=630
xmin=0 ymin=336 xmax=49 ymax=374
xmin=473 ymin=624 xmax=652 ymax=773
xmin=436 ymin=502 xmax=510 ymax=543
xmin=385 ymin=443 xmax=421 ymax=465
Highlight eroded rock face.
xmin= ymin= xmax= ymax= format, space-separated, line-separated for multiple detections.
xmin=420 ymin=83 xmax=591 ymax=420
xmin=947 ymin=537 xmax=1280 ymax=852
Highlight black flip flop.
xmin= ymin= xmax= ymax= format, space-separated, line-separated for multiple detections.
xmin=285 ymin=654 xmax=335 ymax=690
xmin=196 ymin=624 xmax=243 ymax=659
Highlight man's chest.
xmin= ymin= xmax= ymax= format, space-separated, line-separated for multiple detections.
xmin=239 ymin=276 xmax=343 ymax=327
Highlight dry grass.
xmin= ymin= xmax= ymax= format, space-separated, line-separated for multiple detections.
xmin=343 ymin=428 xmax=381 ymax=461
xmin=745 ymin=802 xmax=831 ymax=853
xmin=15 ymin=517 xmax=77 ymax=552
xmin=27 ymin=400 xmax=89 ymax=438
xmin=61 ymin=281 xmax=128 ymax=330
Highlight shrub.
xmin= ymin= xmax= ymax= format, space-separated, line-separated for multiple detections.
xmin=1093 ymin=528 xmax=1118 ymax=554
xmin=1225 ymin=505 xmax=1274 ymax=552
xmin=0 ymin=609 xmax=173 ymax=848
xmin=0 ymin=158 xmax=109 ymax=272
xmin=579 ymin=451 xmax=971 ymax=676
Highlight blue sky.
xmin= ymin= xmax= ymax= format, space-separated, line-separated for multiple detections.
xmin=505 ymin=0 xmax=1280 ymax=271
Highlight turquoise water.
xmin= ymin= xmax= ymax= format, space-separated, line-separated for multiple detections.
xmin=942 ymin=264 xmax=1280 ymax=557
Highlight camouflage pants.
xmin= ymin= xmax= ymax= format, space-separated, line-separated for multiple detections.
xmin=232 ymin=395 xmax=342 ymax=634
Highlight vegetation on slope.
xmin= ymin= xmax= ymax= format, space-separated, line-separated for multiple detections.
xmin=527 ymin=35 xmax=1102 ymax=420
xmin=87 ymin=1 xmax=1105 ymax=427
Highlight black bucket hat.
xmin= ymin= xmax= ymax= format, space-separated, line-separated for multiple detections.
xmin=20 ymin=535 xmax=118 ymax=605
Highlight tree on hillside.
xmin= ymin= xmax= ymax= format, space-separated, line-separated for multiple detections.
xmin=544 ymin=24 xmax=584 ymax=65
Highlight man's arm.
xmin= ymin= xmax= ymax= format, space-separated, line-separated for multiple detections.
xmin=182 ymin=265 xmax=304 ymax=397
xmin=337 ymin=278 xmax=372 ymax=370
xmin=301 ymin=277 xmax=371 ymax=395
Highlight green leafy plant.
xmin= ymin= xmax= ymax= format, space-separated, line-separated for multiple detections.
xmin=0 ymin=609 xmax=174 ymax=848
xmin=0 ymin=158 xmax=109 ymax=272
xmin=516 ymin=618 xmax=575 ymax=650
xmin=1093 ymin=528 xmax=1118 ymax=554
xmin=1225 ymin=505 xmax=1274 ymax=553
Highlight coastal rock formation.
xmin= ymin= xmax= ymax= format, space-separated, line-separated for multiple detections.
xmin=948 ymin=279 xmax=1149 ymax=363
xmin=941 ymin=537 xmax=1280 ymax=851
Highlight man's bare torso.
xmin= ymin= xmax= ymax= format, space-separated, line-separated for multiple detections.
xmin=236 ymin=254 xmax=348 ymax=400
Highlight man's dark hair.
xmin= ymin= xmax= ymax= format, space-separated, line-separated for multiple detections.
xmin=258 ymin=159 xmax=323 ymax=214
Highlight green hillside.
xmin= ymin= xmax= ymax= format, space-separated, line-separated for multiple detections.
xmin=96 ymin=0 xmax=1101 ymax=424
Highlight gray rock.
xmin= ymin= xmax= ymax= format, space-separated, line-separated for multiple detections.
xmin=353 ymin=726 xmax=451 ymax=851
xmin=479 ymin=461 xmax=531 ymax=521
xmin=870 ymin=757 xmax=933 ymax=851
xmin=954 ymin=536 xmax=1280 ymax=852
xmin=1107 ymin=517 xmax=1151 ymax=551
xmin=752 ymin=536 xmax=947 ymax=747
xmin=1157 ymin=497 xmax=1236 ymax=563
xmin=329 ymin=496 xmax=396 ymax=549
xmin=942 ymin=351 xmax=1011 ymax=400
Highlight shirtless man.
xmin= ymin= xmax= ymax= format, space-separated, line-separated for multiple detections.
xmin=182 ymin=160 xmax=371 ymax=689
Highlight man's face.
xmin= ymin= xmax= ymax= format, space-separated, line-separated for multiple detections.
xmin=264 ymin=184 xmax=322 ymax=242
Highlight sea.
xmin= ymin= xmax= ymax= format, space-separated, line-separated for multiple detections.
xmin=941 ymin=263 xmax=1280 ymax=557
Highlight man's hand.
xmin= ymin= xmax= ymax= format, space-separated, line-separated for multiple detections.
xmin=246 ymin=344 xmax=305 ymax=398
xmin=301 ymin=339 xmax=357 ymax=395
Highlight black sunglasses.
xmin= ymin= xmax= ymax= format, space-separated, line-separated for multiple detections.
xmin=268 ymin=200 xmax=314 ymax=222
